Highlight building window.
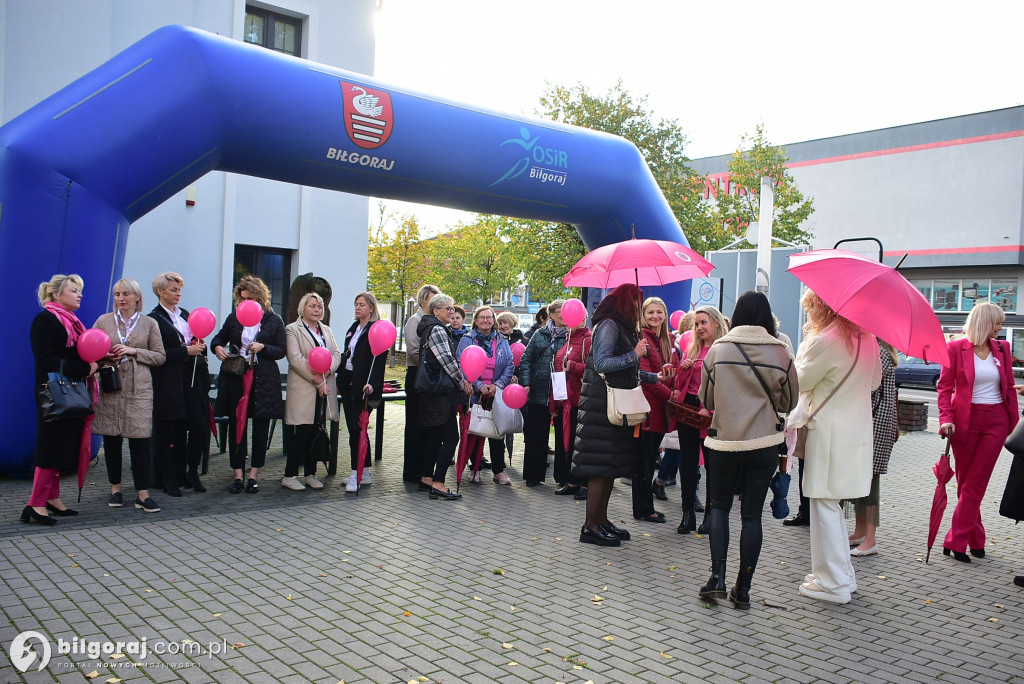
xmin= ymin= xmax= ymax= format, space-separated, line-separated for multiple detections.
xmin=911 ymin=276 xmax=1017 ymax=314
xmin=234 ymin=245 xmax=292 ymax=320
xmin=244 ymin=6 xmax=302 ymax=56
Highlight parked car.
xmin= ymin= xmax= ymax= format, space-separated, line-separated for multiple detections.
xmin=895 ymin=353 xmax=942 ymax=388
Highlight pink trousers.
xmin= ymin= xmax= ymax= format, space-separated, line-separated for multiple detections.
xmin=28 ymin=467 xmax=61 ymax=507
xmin=944 ymin=403 xmax=1009 ymax=553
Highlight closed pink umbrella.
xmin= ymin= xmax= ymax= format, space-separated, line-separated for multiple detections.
xmin=355 ymin=398 xmax=370 ymax=496
xmin=787 ymin=249 xmax=949 ymax=366
xmin=926 ymin=438 xmax=955 ymax=563
xmin=455 ymin=404 xmax=472 ymax=493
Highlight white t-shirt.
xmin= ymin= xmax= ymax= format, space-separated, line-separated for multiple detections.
xmin=972 ymin=353 xmax=1003 ymax=405
xmin=347 ymin=324 xmax=366 ymax=372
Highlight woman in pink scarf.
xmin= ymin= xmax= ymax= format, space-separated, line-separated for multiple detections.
xmin=21 ymin=274 xmax=99 ymax=524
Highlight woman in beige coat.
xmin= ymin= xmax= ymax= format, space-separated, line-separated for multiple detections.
xmin=282 ymin=292 xmax=342 ymax=490
xmin=790 ymin=290 xmax=881 ymax=604
xmin=92 ymin=278 xmax=166 ymax=513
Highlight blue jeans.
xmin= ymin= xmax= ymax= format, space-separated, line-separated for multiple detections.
xmin=657 ymin=448 xmax=681 ymax=483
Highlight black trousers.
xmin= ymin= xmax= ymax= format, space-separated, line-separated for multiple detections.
xmin=523 ymin=403 xmax=553 ymax=483
xmin=153 ymin=414 xmax=207 ymax=487
xmin=796 ymin=456 xmax=810 ymax=519
xmin=677 ymin=393 xmax=705 ymax=518
xmin=103 ymin=435 xmax=150 ymax=491
xmin=403 ymin=367 xmax=425 ymax=482
xmin=634 ymin=430 xmax=663 ymax=517
xmin=466 ymin=434 xmax=508 ymax=474
xmin=553 ymin=405 xmax=582 ymax=486
xmin=421 ymin=412 xmax=459 ymax=483
xmin=226 ymin=416 xmax=270 ymax=471
xmin=706 ymin=445 xmax=778 ymax=571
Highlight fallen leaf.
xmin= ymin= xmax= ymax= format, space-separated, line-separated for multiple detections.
xmin=543 ymin=647 xmax=552 ymax=652
xmin=418 ymin=678 xmax=428 ymax=682
xmin=602 ymin=636 xmax=614 ymax=641
xmin=319 ymin=573 xmax=328 ymax=577
xmin=231 ymin=643 xmax=245 ymax=649
xmin=507 ymin=661 xmax=518 ymax=666
xmin=109 ymin=653 xmax=126 ymax=659
xmin=572 ymin=666 xmax=583 ymax=671
xmin=642 ymin=533 xmax=651 ymax=537
xmin=591 ymin=595 xmax=603 ymax=602
xmin=877 ymin=575 xmax=886 ymax=579
xmin=606 ymin=562 xmax=612 ymax=566
xmin=555 ymin=537 xmax=563 ymax=541
xmin=343 ymin=550 xmax=352 ymax=554
xmin=501 ymin=643 xmax=513 ymax=649
xmin=144 ymin=589 xmax=152 ymax=593
xmin=72 ymin=564 xmax=79 ymax=568
xmin=531 ymin=537 xmax=538 ymax=540
xmin=995 ymin=604 xmax=1005 ymax=609
xmin=510 ymin=605 xmax=516 ymax=611
xmin=493 ymin=568 xmax=505 ymax=575
xmin=988 ymin=618 xmax=999 ymax=622
xmin=668 ymin=566 xmax=675 ymax=571
xmin=286 ymin=595 xmax=292 ymax=600
xmin=473 ymin=596 xmax=482 ymax=600
xmin=403 ymin=611 xmax=412 ymax=617
xmin=924 ymin=600 xmax=932 ymax=604
xmin=603 ymin=586 xmax=608 ymax=590
xmin=695 ymin=534 xmax=704 ymax=539
xmin=85 ymin=672 xmax=99 ymax=679
xmin=103 ymin=574 xmax=109 ymax=577
xmin=67 ymin=553 xmax=75 ymax=558
xmin=660 ymin=652 xmax=673 ymax=659
xmin=105 ymin=678 xmax=122 ymax=683
xmin=213 ymin=613 xmax=221 ymax=617
xmin=276 ymin=528 xmax=283 ymax=532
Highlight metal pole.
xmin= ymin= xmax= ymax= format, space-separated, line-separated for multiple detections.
xmin=755 ymin=176 xmax=774 ymax=294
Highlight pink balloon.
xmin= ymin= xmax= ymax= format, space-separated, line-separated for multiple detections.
xmin=368 ymin=320 xmax=398 ymax=356
xmin=308 ymin=346 xmax=333 ymax=375
xmin=78 ymin=328 xmax=111 ymax=363
xmin=502 ymin=383 xmax=527 ymax=410
xmin=189 ymin=307 xmax=216 ymax=339
xmin=561 ymin=298 xmax=585 ymax=328
xmin=460 ymin=344 xmax=487 ymax=382
xmin=670 ymin=310 xmax=685 ymax=331
xmin=510 ymin=342 xmax=526 ymax=366
xmin=236 ymin=299 xmax=263 ymax=327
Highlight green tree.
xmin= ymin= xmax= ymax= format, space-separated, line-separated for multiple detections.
xmin=496 ymin=217 xmax=583 ymax=302
xmin=367 ymin=214 xmax=429 ymax=307
xmin=426 ymin=216 xmax=520 ymax=306
xmin=711 ymin=125 xmax=814 ymax=248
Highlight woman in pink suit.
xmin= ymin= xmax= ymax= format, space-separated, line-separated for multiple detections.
xmin=937 ymin=302 xmax=1019 ymax=562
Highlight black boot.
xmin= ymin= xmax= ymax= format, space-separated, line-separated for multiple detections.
xmin=696 ymin=516 xmax=710 ymax=535
xmin=730 ymin=565 xmax=754 ymax=610
xmin=187 ymin=470 xmax=207 ymax=493
xmin=698 ymin=560 xmax=727 ymax=599
xmin=677 ymin=510 xmax=693 ymax=534
xmin=652 ymin=479 xmax=668 ymax=501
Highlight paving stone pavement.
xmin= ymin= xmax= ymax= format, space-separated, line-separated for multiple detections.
xmin=1 ymin=406 xmax=1022 ymax=684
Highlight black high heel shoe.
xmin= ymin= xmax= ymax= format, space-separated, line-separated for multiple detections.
xmin=943 ymin=546 xmax=971 ymax=563
xmin=45 ymin=503 xmax=78 ymax=516
xmin=969 ymin=548 xmax=985 ymax=559
xmin=20 ymin=506 xmax=56 ymax=526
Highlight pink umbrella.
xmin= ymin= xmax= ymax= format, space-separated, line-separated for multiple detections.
xmin=563 ymin=238 xmax=714 ymax=288
xmin=788 ymin=249 xmax=949 ymax=366
xmin=926 ymin=438 xmax=955 ymax=563
xmin=455 ymin=404 xmax=472 ymax=492
xmin=235 ymin=358 xmax=254 ymax=446
xmin=355 ymin=397 xmax=370 ymax=495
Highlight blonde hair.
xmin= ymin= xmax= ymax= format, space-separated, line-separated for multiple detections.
xmin=152 ymin=271 xmax=184 ymax=297
xmin=801 ymin=289 xmax=862 ymax=351
xmin=964 ymin=301 xmax=1005 ymax=346
xmin=676 ymin=311 xmax=695 ymax=337
xmin=642 ymin=297 xmax=672 ymax=362
xmin=354 ymin=291 xmax=381 ymax=323
xmin=233 ymin=275 xmax=271 ymax=310
xmin=495 ymin=311 xmax=519 ymax=330
xmin=38 ymin=273 xmax=83 ymax=307
xmin=471 ymin=306 xmax=496 ymax=330
xmin=687 ymin=305 xmax=728 ymax=360
xmin=297 ymin=292 xmax=325 ymax=319
xmin=417 ymin=284 xmax=441 ymax=307
xmin=427 ymin=293 xmax=454 ymax=315
xmin=112 ymin=278 xmax=143 ymax=313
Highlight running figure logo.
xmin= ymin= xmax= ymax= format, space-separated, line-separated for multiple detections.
xmin=341 ymin=81 xmax=394 ymax=149
xmin=490 ymin=127 xmax=540 ymax=186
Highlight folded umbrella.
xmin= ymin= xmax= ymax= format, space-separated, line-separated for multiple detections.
xmin=455 ymin=403 xmax=471 ymax=493
xmin=926 ymin=438 xmax=955 ymax=563
xmin=77 ymin=376 xmax=100 ymax=502
xmin=769 ymin=471 xmax=791 ymax=519
xmin=355 ymin=397 xmax=370 ymax=496
xmin=235 ymin=362 xmax=254 ymax=446
xmin=788 ymin=249 xmax=949 ymax=366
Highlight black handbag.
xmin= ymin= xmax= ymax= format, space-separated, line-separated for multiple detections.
xmin=37 ymin=361 xmax=93 ymax=422
xmin=98 ymin=365 xmax=121 ymax=393
xmin=1001 ymin=415 xmax=1024 ymax=523
xmin=220 ymin=354 xmax=248 ymax=376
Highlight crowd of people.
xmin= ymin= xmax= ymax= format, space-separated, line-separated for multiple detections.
xmin=22 ymin=273 xmax=1024 ymax=596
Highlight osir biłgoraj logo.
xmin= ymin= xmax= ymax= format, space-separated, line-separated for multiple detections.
xmin=9 ymin=630 xmax=51 ymax=672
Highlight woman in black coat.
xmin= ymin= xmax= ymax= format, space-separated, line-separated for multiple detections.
xmin=571 ymin=283 xmax=673 ymax=547
xmin=211 ymin=275 xmax=286 ymax=494
xmin=338 ymin=291 xmax=389 ymax=493
xmin=21 ymin=274 xmax=98 ymax=524
xmin=149 ymin=271 xmax=211 ymax=497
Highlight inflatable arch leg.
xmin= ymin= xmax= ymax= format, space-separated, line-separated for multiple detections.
xmin=0 ymin=25 xmax=692 ymax=470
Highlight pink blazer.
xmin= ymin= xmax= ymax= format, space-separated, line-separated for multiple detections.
xmin=937 ymin=337 xmax=1019 ymax=435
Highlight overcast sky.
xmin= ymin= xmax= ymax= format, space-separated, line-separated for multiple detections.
xmin=373 ymin=0 xmax=1024 ymax=234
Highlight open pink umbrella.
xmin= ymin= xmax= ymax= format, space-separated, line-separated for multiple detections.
xmin=563 ymin=238 xmax=714 ymax=288
xmin=926 ymin=438 xmax=955 ymax=563
xmin=788 ymin=249 xmax=949 ymax=367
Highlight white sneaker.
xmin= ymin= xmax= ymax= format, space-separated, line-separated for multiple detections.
xmin=305 ymin=475 xmax=324 ymax=490
xmin=345 ymin=475 xmax=359 ymax=493
xmin=361 ymin=470 xmax=373 ymax=484
xmin=805 ymin=573 xmax=857 ymax=594
xmin=468 ymin=470 xmax=482 ymax=483
xmin=281 ymin=476 xmax=305 ymax=491
xmin=799 ymin=579 xmax=851 ymax=604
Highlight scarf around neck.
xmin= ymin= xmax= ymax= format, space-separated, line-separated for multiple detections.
xmin=473 ymin=328 xmax=498 ymax=357
xmin=44 ymin=302 xmax=86 ymax=347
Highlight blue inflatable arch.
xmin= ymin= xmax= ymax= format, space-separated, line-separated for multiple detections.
xmin=0 ymin=25 xmax=690 ymax=471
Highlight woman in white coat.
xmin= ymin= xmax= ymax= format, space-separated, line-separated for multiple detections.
xmin=282 ymin=292 xmax=342 ymax=490
xmin=791 ymin=290 xmax=881 ymax=604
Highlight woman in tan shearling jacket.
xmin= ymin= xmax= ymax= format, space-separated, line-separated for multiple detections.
xmin=282 ymin=292 xmax=342 ymax=491
xmin=92 ymin=278 xmax=166 ymax=513
xmin=696 ymin=291 xmax=798 ymax=608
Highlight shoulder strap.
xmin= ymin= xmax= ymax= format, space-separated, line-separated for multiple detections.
xmin=807 ymin=333 xmax=862 ymax=422
xmin=733 ymin=343 xmax=785 ymax=431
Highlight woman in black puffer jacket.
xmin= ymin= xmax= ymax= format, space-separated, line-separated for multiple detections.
xmin=572 ymin=284 xmax=674 ymax=547
xmin=211 ymin=276 xmax=286 ymax=494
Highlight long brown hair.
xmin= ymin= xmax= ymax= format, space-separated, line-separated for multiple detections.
xmin=642 ymin=296 xmax=672 ymax=362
